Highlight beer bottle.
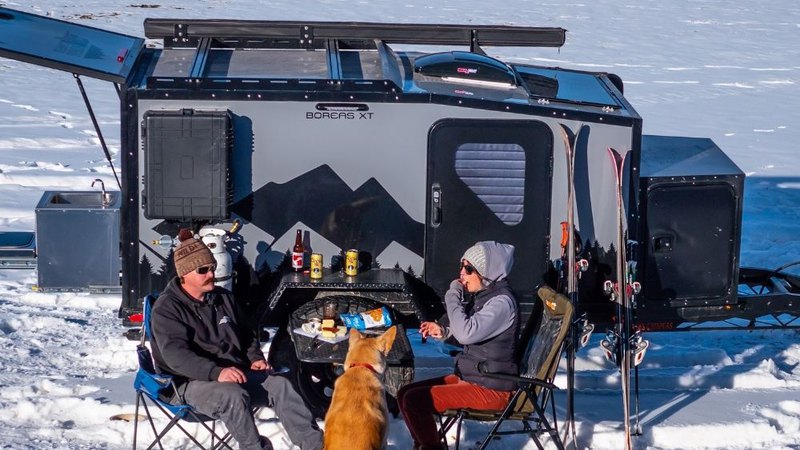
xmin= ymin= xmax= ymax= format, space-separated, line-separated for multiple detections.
xmin=291 ymin=229 xmax=304 ymax=271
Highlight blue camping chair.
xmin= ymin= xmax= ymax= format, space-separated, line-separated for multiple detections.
xmin=132 ymin=294 xmax=235 ymax=450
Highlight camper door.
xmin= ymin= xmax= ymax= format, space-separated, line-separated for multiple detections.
xmin=425 ymin=119 xmax=553 ymax=307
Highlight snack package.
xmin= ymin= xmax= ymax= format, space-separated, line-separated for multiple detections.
xmin=340 ymin=306 xmax=393 ymax=331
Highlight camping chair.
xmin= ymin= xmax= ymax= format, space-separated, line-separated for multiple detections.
xmin=438 ymin=286 xmax=574 ymax=450
xmin=132 ymin=294 xmax=235 ymax=450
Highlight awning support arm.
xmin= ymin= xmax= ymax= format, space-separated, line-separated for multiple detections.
xmin=74 ymin=74 xmax=121 ymax=190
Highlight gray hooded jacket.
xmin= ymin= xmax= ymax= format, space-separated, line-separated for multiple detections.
xmin=445 ymin=242 xmax=519 ymax=391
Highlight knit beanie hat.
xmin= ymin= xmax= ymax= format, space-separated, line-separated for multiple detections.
xmin=173 ymin=237 xmax=215 ymax=277
xmin=461 ymin=242 xmax=489 ymax=278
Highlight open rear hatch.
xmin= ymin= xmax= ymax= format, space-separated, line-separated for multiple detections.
xmin=0 ymin=7 xmax=143 ymax=83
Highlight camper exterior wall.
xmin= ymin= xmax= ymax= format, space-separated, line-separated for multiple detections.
xmin=124 ymin=94 xmax=638 ymax=322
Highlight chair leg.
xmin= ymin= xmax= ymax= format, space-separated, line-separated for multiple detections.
xmin=438 ymin=412 xmax=465 ymax=450
xmin=146 ymin=401 xmax=225 ymax=450
xmin=146 ymin=415 xmax=183 ymax=450
xmin=523 ymin=387 xmax=561 ymax=450
xmin=521 ymin=419 xmax=532 ymax=433
xmin=139 ymin=399 xmax=166 ymax=450
xmin=133 ymin=393 xmax=141 ymax=450
xmin=212 ymin=435 xmax=236 ymax=450
xmin=454 ymin=411 xmax=463 ymax=450
xmin=438 ymin=415 xmax=450 ymax=448
xmin=207 ymin=419 xmax=237 ymax=450
xmin=185 ymin=410 xmax=235 ymax=450
xmin=532 ymin=403 xmax=564 ymax=450
xmin=548 ymin=392 xmax=560 ymax=437
xmin=475 ymin=390 xmax=524 ymax=450
xmin=135 ymin=393 xmax=241 ymax=450
xmin=213 ymin=406 xmax=259 ymax=450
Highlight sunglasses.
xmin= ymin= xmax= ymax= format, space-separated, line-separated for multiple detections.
xmin=460 ymin=263 xmax=477 ymax=275
xmin=196 ymin=264 xmax=217 ymax=275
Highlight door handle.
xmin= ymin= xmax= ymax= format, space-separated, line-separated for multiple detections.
xmin=431 ymin=184 xmax=442 ymax=227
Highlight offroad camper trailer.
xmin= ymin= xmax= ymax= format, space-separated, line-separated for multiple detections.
xmin=2 ymin=7 xmax=799 ymax=421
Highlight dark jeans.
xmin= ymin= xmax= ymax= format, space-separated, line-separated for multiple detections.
xmin=179 ymin=371 xmax=323 ymax=450
xmin=397 ymin=374 xmax=513 ymax=450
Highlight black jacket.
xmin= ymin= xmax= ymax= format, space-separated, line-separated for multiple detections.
xmin=150 ymin=278 xmax=264 ymax=384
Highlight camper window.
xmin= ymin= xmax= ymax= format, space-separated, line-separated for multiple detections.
xmin=455 ymin=143 xmax=526 ymax=225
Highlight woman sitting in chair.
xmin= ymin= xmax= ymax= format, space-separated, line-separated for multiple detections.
xmin=398 ymin=241 xmax=519 ymax=450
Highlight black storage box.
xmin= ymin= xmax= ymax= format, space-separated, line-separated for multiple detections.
xmin=636 ymin=135 xmax=745 ymax=322
xmin=143 ymin=109 xmax=232 ymax=220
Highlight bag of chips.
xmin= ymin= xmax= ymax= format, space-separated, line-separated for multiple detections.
xmin=340 ymin=306 xmax=393 ymax=331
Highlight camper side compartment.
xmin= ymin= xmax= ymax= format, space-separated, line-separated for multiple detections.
xmin=636 ymin=135 xmax=744 ymax=326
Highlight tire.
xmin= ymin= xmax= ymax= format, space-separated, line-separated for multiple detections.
xmin=289 ymin=357 xmax=412 ymax=419
xmin=268 ymin=326 xmax=331 ymax=419
xmin=384 ymin=364 xmax=414 ymax=417
xmin=384 ymin=365 xmax=414 ymax=398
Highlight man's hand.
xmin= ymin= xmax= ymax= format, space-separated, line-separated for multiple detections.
xmin=420 ymin=321 xmax=444 ymax=339
xmin=218 ymin=367 xmax=247 ymax=383
xmin=250 ymin=359 xmax=271 ymax=372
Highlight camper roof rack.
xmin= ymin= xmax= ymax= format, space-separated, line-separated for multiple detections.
xmin=143 ymin=19 xmax=566 ymax=51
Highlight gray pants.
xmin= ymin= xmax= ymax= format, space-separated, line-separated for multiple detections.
xmin=179 ymin=372 xmax=323 ymax=450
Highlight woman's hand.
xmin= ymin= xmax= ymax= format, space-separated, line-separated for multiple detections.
xmin=450 ymin=278 xmax=465 ymax=291
xmin=420 ymin=321 xmax=444 ymax=339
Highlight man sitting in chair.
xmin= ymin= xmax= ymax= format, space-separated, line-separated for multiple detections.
xmin=150 ymin=235 xmax=323 ymax=450
xmin=398 ymin=241 xmax=519 ymax=450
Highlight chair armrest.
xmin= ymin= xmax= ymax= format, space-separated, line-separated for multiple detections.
xmin=170 ymin=379 xmax=187 ymax=404
xmin=477 ymin=362 xmax=558 ymax=391
xmin=135 ymin=369 xmax=175 ymax=399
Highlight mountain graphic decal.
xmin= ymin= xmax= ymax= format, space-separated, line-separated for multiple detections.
xmin=231 ymin=165 xmax=424 ymax=259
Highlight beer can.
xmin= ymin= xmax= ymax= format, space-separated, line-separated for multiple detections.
xmin=310 ymin=253 xmax=323 ymax=279
xmin=345 ymin=249 xmax=359 ymax=276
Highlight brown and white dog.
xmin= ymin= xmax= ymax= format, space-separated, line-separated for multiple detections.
xmin=324 ymin=326 xmax=398 ymax=450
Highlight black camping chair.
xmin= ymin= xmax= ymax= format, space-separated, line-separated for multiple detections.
xmin=438 ymin=286 xmax=574 ymax=450
xmin=132 ymin=294 xmax=235 ymax=450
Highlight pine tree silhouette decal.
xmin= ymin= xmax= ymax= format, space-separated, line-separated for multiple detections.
xmin=276 ymin=249 xmax=292 ymax=272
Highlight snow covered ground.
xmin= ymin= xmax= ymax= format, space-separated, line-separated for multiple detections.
xmin=0 ymin=1 xmax=799 ymax=449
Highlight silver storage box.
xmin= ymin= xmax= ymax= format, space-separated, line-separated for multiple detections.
xmin=35 ymin=191 xmax=121 ymax=292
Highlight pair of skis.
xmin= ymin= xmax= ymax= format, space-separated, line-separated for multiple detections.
xmin=559 ymin=123 xmax=648 ymax=450
xmin=602 ymin=147 xmax=649 ymax=450
xmin=558 ymin=124 xmax=593 ymax=450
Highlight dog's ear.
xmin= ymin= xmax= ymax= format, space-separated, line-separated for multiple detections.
xmin=349 ymin=328 xmax=363 ymax=343
xmin=376 ymin=326 xmax=397 ymax=355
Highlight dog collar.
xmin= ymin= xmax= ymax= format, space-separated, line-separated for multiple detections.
xmin=348 ymin=362 xmax=380 ymax=374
